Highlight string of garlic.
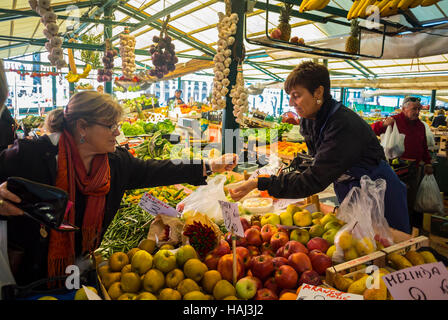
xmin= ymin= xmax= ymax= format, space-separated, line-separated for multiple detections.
xmin=119 ymin=31 xmax=136 ymax=80
xmin=230 ymin=64 xmax=248 ymax=125
xmin=211 ymin=11 xmax=238 ymax=111
xmin=29 ymin=0 xmax=66 ymax=69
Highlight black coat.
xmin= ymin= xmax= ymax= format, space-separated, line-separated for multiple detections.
xmin=431 ymin=115 xmax=447 ymax=128
xmin=258 ymin=98 xmax=386 ymax=198
xmin=0 ymin=135 xmax=207 ymax=285
xmin=0 ymin=107 xmax=15 ymax=152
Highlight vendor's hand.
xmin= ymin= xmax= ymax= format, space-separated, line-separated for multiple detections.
xmin=0 ymin=182 xmax=23 ymax=216
xmin=383 ymin=117 xmax=395 ymax=127
xmin=424 ymin=164 xmax=433 ymax=175
xmin=229 ymin=178 xmax=258 ymax=202
xmin=210 ymin=153 xmax=238 ymax=173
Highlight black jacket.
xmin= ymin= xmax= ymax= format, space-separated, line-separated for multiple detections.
xmin=0 ymin=135 xmax=206 ymax=285
xmin=0 ymin=107 xmax=15 ymax=152
xmin=258 ymin=98 xmax=386 ymax=198
xmin=431 ymin=115 xmax=447 ymax=128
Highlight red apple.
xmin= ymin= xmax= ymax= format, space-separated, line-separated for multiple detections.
xmin=226 ymin=232 xmax=248 ymax=247
xmin=262 ymin=249 xmax=275 ymax=258
xmin=204 ymin=253 xmax=220 ymax=270
xmin=274 ymin=265 xmax=298 ymax=289
xmin=308 ymin=249 xmax=323 ymax=261
xmin=310 ymin=252 xmax=332 ymax=275
xmin=245 ymin=228 xmax=263 ymax=247
xmin=290 ymin=36 xmax=299 ymax=43
xmin=252 ymin=220 xmax=262 ymax=228
xmin=213 ymin=239 xmax=231 ymax=256
xmin=273 ymin=257 xmax=289 ymax=270
xmin=298 ymin=270 xmax=322 ymax=286
xmin=270 ymin=232 xmax=289 ymax=251
xmin=247 ymin=245 xmax=261 ymax=258
xmin=277 ymin=226 xmax=290 ymax=235
xmin=247 ymin=275 xmax=263 ymax=291
xmin=307 ymin=237 xmax=330 ymax=253
xmin=269 ymin=28 xmax=282 ymax=40
xmin=217 ymin=253 xmax=245 ymax=282
xmin=263 ymin=277 xmax=279 ymax=295
xmin=254 ymin=288 xmax=278 ymax=300
xmin=240 ymin=217 xmax=251 ymax=231
xmin=283 ymin=240 xmax=308 ymax=258
xmin=251 ymin=255 xmax=274 ymax=281
xmin=236 ymin=246 xmax=252 ymax=269
xmin=251 ymin=225 xmax=261 ymax=231
xmin=288 ymin=252 xmax=312 ymax=274
xmin=276 ymin=246 xmax=286 ymax=258
xmin=261 ymin=242 xmax=272 ymax=252
xmin=261 ymin=224 xmax=278 ymax=243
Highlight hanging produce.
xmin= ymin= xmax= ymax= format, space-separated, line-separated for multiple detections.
xmin=345 ymin=19 xmax=360 ymax=54
xmin=148 ymin=15 xmax=178 ymax=79
xmin=277 ymin=3 xmax=293 ymax=42
xmin=65 ymin=38 xmax=92 ymax=83
xmin=211 ymin=10 xmax=238 ymax=110
xmin=299 ymin=0 xmax=330 ymax=13
xmin=119 ymin=28 xmax=136 ymax=80
xmin=98 ymin=40 xmax=117 ymax=83
xmin=29 ymin=0 xmax=66 ymax=69
xmin=347 ymin=0 xmax=440 ymax=19
xmin=229 ymin=63 xmax=248 ymax=125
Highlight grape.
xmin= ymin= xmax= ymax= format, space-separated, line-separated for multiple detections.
xmin=153 ymin=36 xmax=159 ymax=43
xmin=102 ymin=56 xmax=110 ymax=63
xmin=173 ymin=56 xmax=179 ymax=64
xmin=164 ymin=36 xmax=171 ymax=44
xmin=98 ymin=69 xmax=104 ymax=75
xmin=169 ymin=43 xmax=175 ymax=51
xmin=168 ymin=64 xmax=176 ymax=72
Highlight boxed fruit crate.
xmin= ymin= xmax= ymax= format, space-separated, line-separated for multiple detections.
xmin=381 ymin=236 xmax=429 ymax=256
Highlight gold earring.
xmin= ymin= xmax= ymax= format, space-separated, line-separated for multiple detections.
xmin=316 ymin=99 xmax=322 ymax=105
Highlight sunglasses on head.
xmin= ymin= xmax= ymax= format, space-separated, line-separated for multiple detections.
xmin=404 ymin=97 xmax=421 ymax=103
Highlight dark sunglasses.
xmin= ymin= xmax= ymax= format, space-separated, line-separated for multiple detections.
xmin=404 ymin=96 xmax=421 ymax=103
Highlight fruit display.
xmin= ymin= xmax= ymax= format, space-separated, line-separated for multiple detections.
xmin=148 ymin=16 xmax=178 ymax=79
xmin=230 ymin=63 xmax=249 ymax=125
xmin=299 ymin=0 xmax=331 ymax=13
xmin=29 ymin=0 xmax=66 ymax=69
xmin=345 ymin=19 xmax=360 ymax=55
xmin=122 ymin=185 xmax=192 ymax=208
xmin=276 ymin=141 xmax=308 ymax=157
xmin=119 ymin=28 xmax=136 ymax=80
xmin=132 ymin=131 xmax=173 ymax=160
xmin=20 ymin=115 xmax=44 ymax=132
xmin=211 ymin=10 xmax=238 ymax=110
xmin=122 ymin=95 xmax=159 ymax=113
xmin=277 ymin=3 xmax=293 ymax=41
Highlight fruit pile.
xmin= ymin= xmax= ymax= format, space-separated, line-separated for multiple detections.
xmin=276 ymin=141 xmax=308 ymax=157
xmin=123 ymin=185 xmax=190 ymax=208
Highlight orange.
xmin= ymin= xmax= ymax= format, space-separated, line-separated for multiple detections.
xmin=280 ymin=292 xmax=298 ymax=300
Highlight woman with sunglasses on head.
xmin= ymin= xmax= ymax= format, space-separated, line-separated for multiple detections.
xmin=371 ymin=96 xmax=433 ymax=229
xmin=0 ymin=91 xmax=237 ymax=288
xmin=230 ymin=61 xmax=410 ymax=234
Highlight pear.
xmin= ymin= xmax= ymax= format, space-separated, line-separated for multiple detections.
xmin=355 ymin=237 xmax=375 ymax=256
xmin=177 ymin=278 xmax=201 ymax=296
xmin=338 ymin=231 xmax=353 ymax=250
xmin=183 ymin=291 xmax=207 ymax=300
xmin=333 ymin=273 xmax=354 ymax=292
xmin=213 ymin=280 xmax=236 ymax=300
xmin=347 ymin=274 xmax=369 ymax=295
xmin=280 ymin=211 xmax=293 ymax=226
xmin=405 ymin=251 xmax=425 ymax=266
xmin=344 ymin=247 xmax=359 ymax=262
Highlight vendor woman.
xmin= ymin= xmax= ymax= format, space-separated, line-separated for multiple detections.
xmin=230 ymin=61 xmax=410 ymax=233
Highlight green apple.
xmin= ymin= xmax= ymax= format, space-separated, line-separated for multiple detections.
xmin=290 ymin=229 xmax=310 ymax=245
xmin=322 ymin=228 xmax=338 ymax=245
xmin=286 ymin=204 xmax=301 ymax=216
xmin=279 ymin=211 xmax=293 ymax=226
xmin=324 ymin=221 xmax=342 ymax=232
xmin=309 ymin=224 xmax=325 ymax=238
xmin=175 ymin=245 xmax=198 ymax=267
xmin=153 ymin=249 xmax=177 ymax=273
xmin=260 ymin=213 xmax=280 ymax=227
xmin=293 ymin=210 xmax=312 ymax=227
xmin=235 ymin=276 xmax=258 ymax=300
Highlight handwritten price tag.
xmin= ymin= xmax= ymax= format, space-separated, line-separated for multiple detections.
xmin=139 ymin=193 xmax=180 ymax=217
xmin=219 ymin=200 xmax=244 ymax=238
xmin=296 ymin=284 xmax=363 ymax=300
xmin=382 ymin=262 xmax=448 ymax=300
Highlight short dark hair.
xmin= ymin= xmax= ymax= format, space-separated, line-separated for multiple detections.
xmin=175 ymin=89 xmax=182 ymax=93
xmin=284 ymin=61 xmax=331 ymax=99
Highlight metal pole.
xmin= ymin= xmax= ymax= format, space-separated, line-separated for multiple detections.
xmin=178 ymin=77 xmax=181 ymax=90
xmin=69 ymin=82 xmax=75 ymax=98
xmin=104 ymin=5 xmax=113 ymax=95
xmin=52 ymin=67 xmax=57 ymax=108
xmin=279 ymin=89 xmax=284 ymax=116
xmin=430 ymin=89 xmax=436 ymax=113
xmin=340 ymin=87 xmax=345 ymax=105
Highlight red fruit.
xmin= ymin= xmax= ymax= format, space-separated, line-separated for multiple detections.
xmin=247 ymin=276 xmax=263 ymax=291
xmin=262 ymin=249 xmax=275 ymax=258
xmin=251 ymin=225 xmax=261 ymax=231
xmin=213 ymin=239 xmax=231 ymax=256
xmin=283 ymin=241 xmax=308 ymax=258
xmin=276 ymin=246 xmax=286 ymax=258
xmin=279 ymin=289 xmax=296 ymax=297
xmin=261 ymin=242 xmax=272 ymax=252
xmin=264 ymin=277 xmax=279 ymax=295
xmin=287 ymin=252 xmax=312 ymax=274
xmin=204 ymin=253 xmax=220 ymax=270
xmin=217 ymin=254 xmax=245 ymax=282
xmin=251 ymin=255 xmax=274 ymax=281
xmin=298 ymin=270 xmax=322 ymax=286
xmin=277 ymin=226 xmax=290 ymax=235
xmin=310 ymin=252 xmax=332 ymax=275
xmin=290 ymin=36 xmax=299 ymax=43
xmin=308 ymin=249 xmax=323 ymax=261
xmin=274 ymin=265 xmax=298 ymax=289
xmin=252 ymin=221 xmax=262 ymax=228
xmin=307 ymin=237 xmax=330 ymax=253
xmin=273 ymin=257 xmax=289 ymax=270
xmin=247 ymin=245 xmax=261 ymax=257
xmin=270 ymin=232 xmax=289 ymax=251
xmin=245 ymin=228 xmax=263 ymax=247
xmin=240 ymin=217 xmax=251 ymax=231
xmin=270 ymin=28 xmax=282 ymax=40
xmin=261 ymin=224 xmax=278 ymax=243
xmin=254 ymin=288 xmax=278 ymax=300
xmin=236 ymin=247 xmax=252 ymax=269
xmin=226 ymin=232 xmax=247 ymax=247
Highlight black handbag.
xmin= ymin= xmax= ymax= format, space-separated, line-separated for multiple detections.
xmin=6 ymin=177 xmax=78 ymax=232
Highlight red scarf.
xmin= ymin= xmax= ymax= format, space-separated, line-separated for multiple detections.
xmin=47 ymin=130 xmax=111 ymax=280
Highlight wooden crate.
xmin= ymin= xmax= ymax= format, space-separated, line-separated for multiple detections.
xmin=381 ymin=235 xmax=429 ymax=256
xmin=438 ymin=136 xmax=448 ymax=157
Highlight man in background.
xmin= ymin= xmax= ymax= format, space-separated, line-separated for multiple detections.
xmin=168 ymin=89 xmax=184 ymax=105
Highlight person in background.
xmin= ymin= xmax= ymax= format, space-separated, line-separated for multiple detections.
xmin=431 ymin=109 xmax=447 ymax=128
xmin=0 ymin=91 xmax=238 ymax=289
xmin=0 ymin=59 xmax=16 ymax=152
xmin=97 ymin=85 xmax=104 ymax=94
xmin=371 ymin=96 xmax=433 ymax=228
xmin=168 ymin=89 xmax=184 ymax=105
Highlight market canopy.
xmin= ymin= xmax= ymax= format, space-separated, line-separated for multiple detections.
xmin=1 ymin=0 xmax=448 ymax=85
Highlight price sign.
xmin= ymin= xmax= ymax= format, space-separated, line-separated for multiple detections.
xmin=219 ymin=200 xmax=244 ymax=237
xmin=139 ymin=193 xmax=180 ymax=217
xmin=274 ymin=198 xmax=302 ymax=211
xmin=82 ymin=285 xmax=102 ymax=300
xmin=296 ymin=284 xmax=363 ymax=300
xmin=382 ymin=262 xmax=448 ymax=300
xmin=302 ymin=203 xmax=318 ymax=214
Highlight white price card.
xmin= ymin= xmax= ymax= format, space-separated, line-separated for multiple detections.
xmin=139 ymin=193 xmax=180 ymax=217
xmin=219 ymin=200 xmax=244 ymax=238
xmin=296 ymin=284 xmax=364 ymax=300
xmin=82 ymin=285 xmax=102 ymax=300
xmin=302 ymin=203 xmax=318 ymax=214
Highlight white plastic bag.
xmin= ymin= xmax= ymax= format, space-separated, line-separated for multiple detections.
xmin=333 ymin=176 xmax=377 ymax=263
xmin=0 ymin=221 xmax=16 ymax=300
xmin=177 ymin=174 xmax=228 ymax=224
xmin=249 ymin=153 xmax=284 ymax=180
xmin=414 ymin=174 xmax=445 ymax=214
xmin=380 ymin=123 xmax=405 ymax=160
xmin=423 ymin=122 xmax=436 ymax=150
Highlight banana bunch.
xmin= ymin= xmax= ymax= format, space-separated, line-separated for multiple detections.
xmin=65 ymin=64 xmax=92 ymax=83
xmin=299 ymin=0 xmax=331 ymax=12
xmin=347 ymin=0 xmax=441 ymax=20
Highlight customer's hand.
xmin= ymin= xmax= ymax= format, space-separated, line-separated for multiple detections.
xmin=0 ymin=182 xmax=23 ymax=216
xmin=210 ymin=153 xmax=238 ymax=173
xmin=229 ymin=179 xmax=258 ymax=202
xmin=383 ymin=117 xmax=395 ymax=127
xmin=424 ymin=164 xmax=433 ymax=175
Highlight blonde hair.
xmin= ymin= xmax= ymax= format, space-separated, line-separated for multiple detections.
xmin=47 ymin=91 xmax=123 ymax=133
